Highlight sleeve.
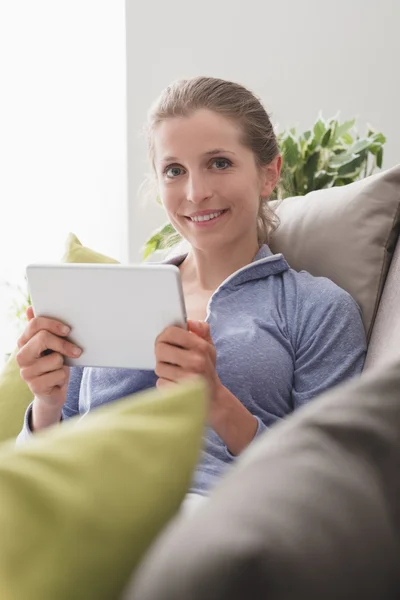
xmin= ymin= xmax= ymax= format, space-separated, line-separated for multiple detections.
xmin=252 ymin=415 xmax=268 ymax=439
xmin=224 ymin=415 xmax=267 ymax=459
xmin=62 ymin=366 xmax=84 ymax=420
xmin=15 ymin=367 xmax=84 ymax=444
xmin=291 ymin=282 xmax=367 ymax=409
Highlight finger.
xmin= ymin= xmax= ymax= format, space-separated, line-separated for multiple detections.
xmin=155 ymin=362 xmax=183 ymax=382
xmin=28 ymin=368 xmax=69 ymax=396
xmin=26 ymin=306 xmax=35 ymax=321
xmin=155 ymin=350 xmax=210 ymax=379
xmin=19 ymin=351 xmax=65 ymax=382
xmin=156 ymin=377 xmax=176 ymax=390
xmin=16 ymin=330 xmax=82 ymax=367
xmin=17 ymin=316 xmax=71 ymax=349
xmin=187 ymin=320 xmax=213 ymax=344
xmin=155 ymin=342 xmax=209 ymax=376
xmin=155 ymin=342 xmax=190 ymax=367
xmin=156 ymin=373 xmax=202 ymax=390
xmin=156 ymin=325 xmax=200 ymax=350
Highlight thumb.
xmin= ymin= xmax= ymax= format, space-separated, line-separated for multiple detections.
xmin=187 ymin=320 xmax=213 ymax=344
xmin=26 ymin=305 xmax=35 ymax=321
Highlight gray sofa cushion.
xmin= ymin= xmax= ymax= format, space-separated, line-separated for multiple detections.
xmin=127 ymin=360 xmax=400 ymax=600
xmin=269 ymin=164 xmax=400 ymax=339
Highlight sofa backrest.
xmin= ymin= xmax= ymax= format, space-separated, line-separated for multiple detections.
xmin=269 ymin=165 xmax=400 ymax=340
xmin=364 ymin=235 xmax=400 ymax=370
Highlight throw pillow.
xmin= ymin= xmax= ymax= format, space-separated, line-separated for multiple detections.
xmin=269 ymin=164 xmax=400 ymax=339
xmin=0 ymin=377 xmax=207 ymax=600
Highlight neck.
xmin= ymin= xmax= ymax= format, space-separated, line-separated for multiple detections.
xmin=180 ymin=238 xmax=261 ymax=291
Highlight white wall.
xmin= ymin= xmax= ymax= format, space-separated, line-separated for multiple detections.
xmin=126 ymin=0 xmax=400 ymax=261
xmin=0 ymin=1 xmax=127 ymax=359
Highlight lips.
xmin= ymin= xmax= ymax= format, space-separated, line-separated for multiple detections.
xmin=186 ymin=209 xmax=227 ymax=223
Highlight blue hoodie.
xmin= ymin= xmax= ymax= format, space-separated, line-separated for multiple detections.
xmin=18 ymin=245 xmax=367 ymax=495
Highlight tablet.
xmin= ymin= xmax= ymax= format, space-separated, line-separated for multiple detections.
xmin=25 ymin=263 xmax=187 ymax=370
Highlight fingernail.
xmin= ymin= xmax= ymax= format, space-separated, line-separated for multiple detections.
xmin=72 ymin=347 xmax=82 ymax=356
xmin=61 ymin=326 xmax=70 ymax=335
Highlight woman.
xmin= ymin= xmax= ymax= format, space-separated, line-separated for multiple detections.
xmin=16 ymin=76 xmax=367 ymax=500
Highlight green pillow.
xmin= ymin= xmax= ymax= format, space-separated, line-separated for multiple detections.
xmin=0 ymin=377 xmax=207 ymax=600
xmin=0 ymin=348 xmax=36 ymax=444
xmin=0 ymin=233 xmax=119 ymax=442
xmin=61 ymin=232 xmax=120 ymax=265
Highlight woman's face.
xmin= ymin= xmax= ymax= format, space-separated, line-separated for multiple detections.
xmin=153 ymin=109 xmax=280 ymax=253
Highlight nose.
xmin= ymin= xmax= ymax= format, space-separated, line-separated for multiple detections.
xmin=186 ymin=172 xmax=212 ymax=205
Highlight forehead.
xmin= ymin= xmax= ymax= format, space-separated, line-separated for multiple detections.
xmin=153 ymin=109 xmax=244 ymax=161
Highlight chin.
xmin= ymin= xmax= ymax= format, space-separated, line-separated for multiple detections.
xmin=187 ymin=233 xmax=233 ymax=254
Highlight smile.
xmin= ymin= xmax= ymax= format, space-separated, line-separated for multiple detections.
xmin=188 ymin=210 xmax=228 ymax=223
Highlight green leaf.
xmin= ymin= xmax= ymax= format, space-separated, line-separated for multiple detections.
xmin=282 ymin=134 xmax=300 ymax=168
xmin=305 ymin=132 xmax=319 ymax=155
xmin=293 ymin=167 xmax=305 ymax=196
xmin=376 ymin=146 xmax=383 ymax=169
xmin=336 ymin=119 xmax=356 ymax=139
xmin=368 ymin=143 xmax=383 ymax=155
xmin=335 ymin=176 xmax=357 ymax=186
xmin=164 ymin=231 xmax=183 ymax=249
xmin=337 ymin=152 xmax=366 ymax=177
xmin=321 ymin=127 xmax=332 ymax=147
xmin=313 ymin=118 xmax=326 ymax=144
xmin=141 ymin=222 xmax=182 ymax=260
xmin=314 ymin=170 xmax=336 ymax=189
xmin=370 ymin=132 xmax=386 ymax=145
xmin=328 ymin=151 xmax=357 ymax=168
xmin=303 ymin=150 xmax=321 ymax=192
xmin=350 ymin=137 xmax=372 ymax=155
xmin=326 ymin=119 xmax=339 ymax=147
xmin=341 ymin=132 xmax=353 ymax=145
xmin=142 ymin=241 xmax=157 ymax=261
xmin=331 ymin=147 xmax=348 ymax=158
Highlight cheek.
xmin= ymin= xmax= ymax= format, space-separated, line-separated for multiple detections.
xmin=219 ymin=168 xmax=259 ymax=203
xmin=160 ymin=186 xmax=188 ymax=232
xmin=160 ymin=184 xmax=182 ymax=214
xmin=226 ymin=179 xmax=260 ymax=216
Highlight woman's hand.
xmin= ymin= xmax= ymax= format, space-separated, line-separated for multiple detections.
xmin=16 ymin=306 xmax=82 ymax=431
xmin=155 ymin=320 xmax=221 ymax=404
xmin=155 ymin=320 xmax=258 ymax=455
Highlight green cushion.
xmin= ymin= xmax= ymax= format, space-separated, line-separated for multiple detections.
xmin=0 ymin=233 xmax=119 ymax=442
xmin=0 ymin=348 xmax=36 ymax=444
xmin=0 ymin=377 xmax=207 ymax=600
xmin=61 ymin=232 xmax=120 ymax=265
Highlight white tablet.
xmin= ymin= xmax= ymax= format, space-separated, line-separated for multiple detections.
xmin=25 ymin=263 xmax=187 ymax=370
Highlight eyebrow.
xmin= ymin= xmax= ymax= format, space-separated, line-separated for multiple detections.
xmin=161 ymin=149 xmax=236 ymax=163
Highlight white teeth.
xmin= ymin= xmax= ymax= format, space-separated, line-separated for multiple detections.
xmin=190 ymin=210 xmax=224 ymax=222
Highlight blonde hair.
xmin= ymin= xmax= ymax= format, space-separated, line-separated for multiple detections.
xmin=145 ymin=76 xmax=280 ymax=245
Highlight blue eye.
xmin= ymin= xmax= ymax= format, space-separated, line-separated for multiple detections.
xmin=165 ymin=166 xmax=184 ymax=178
xmin=212 ymin=158 xmax=231 ymax=170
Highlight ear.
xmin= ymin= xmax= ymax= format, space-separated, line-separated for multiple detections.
xmin=259 ymin=155 xmax=282 ymax=198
